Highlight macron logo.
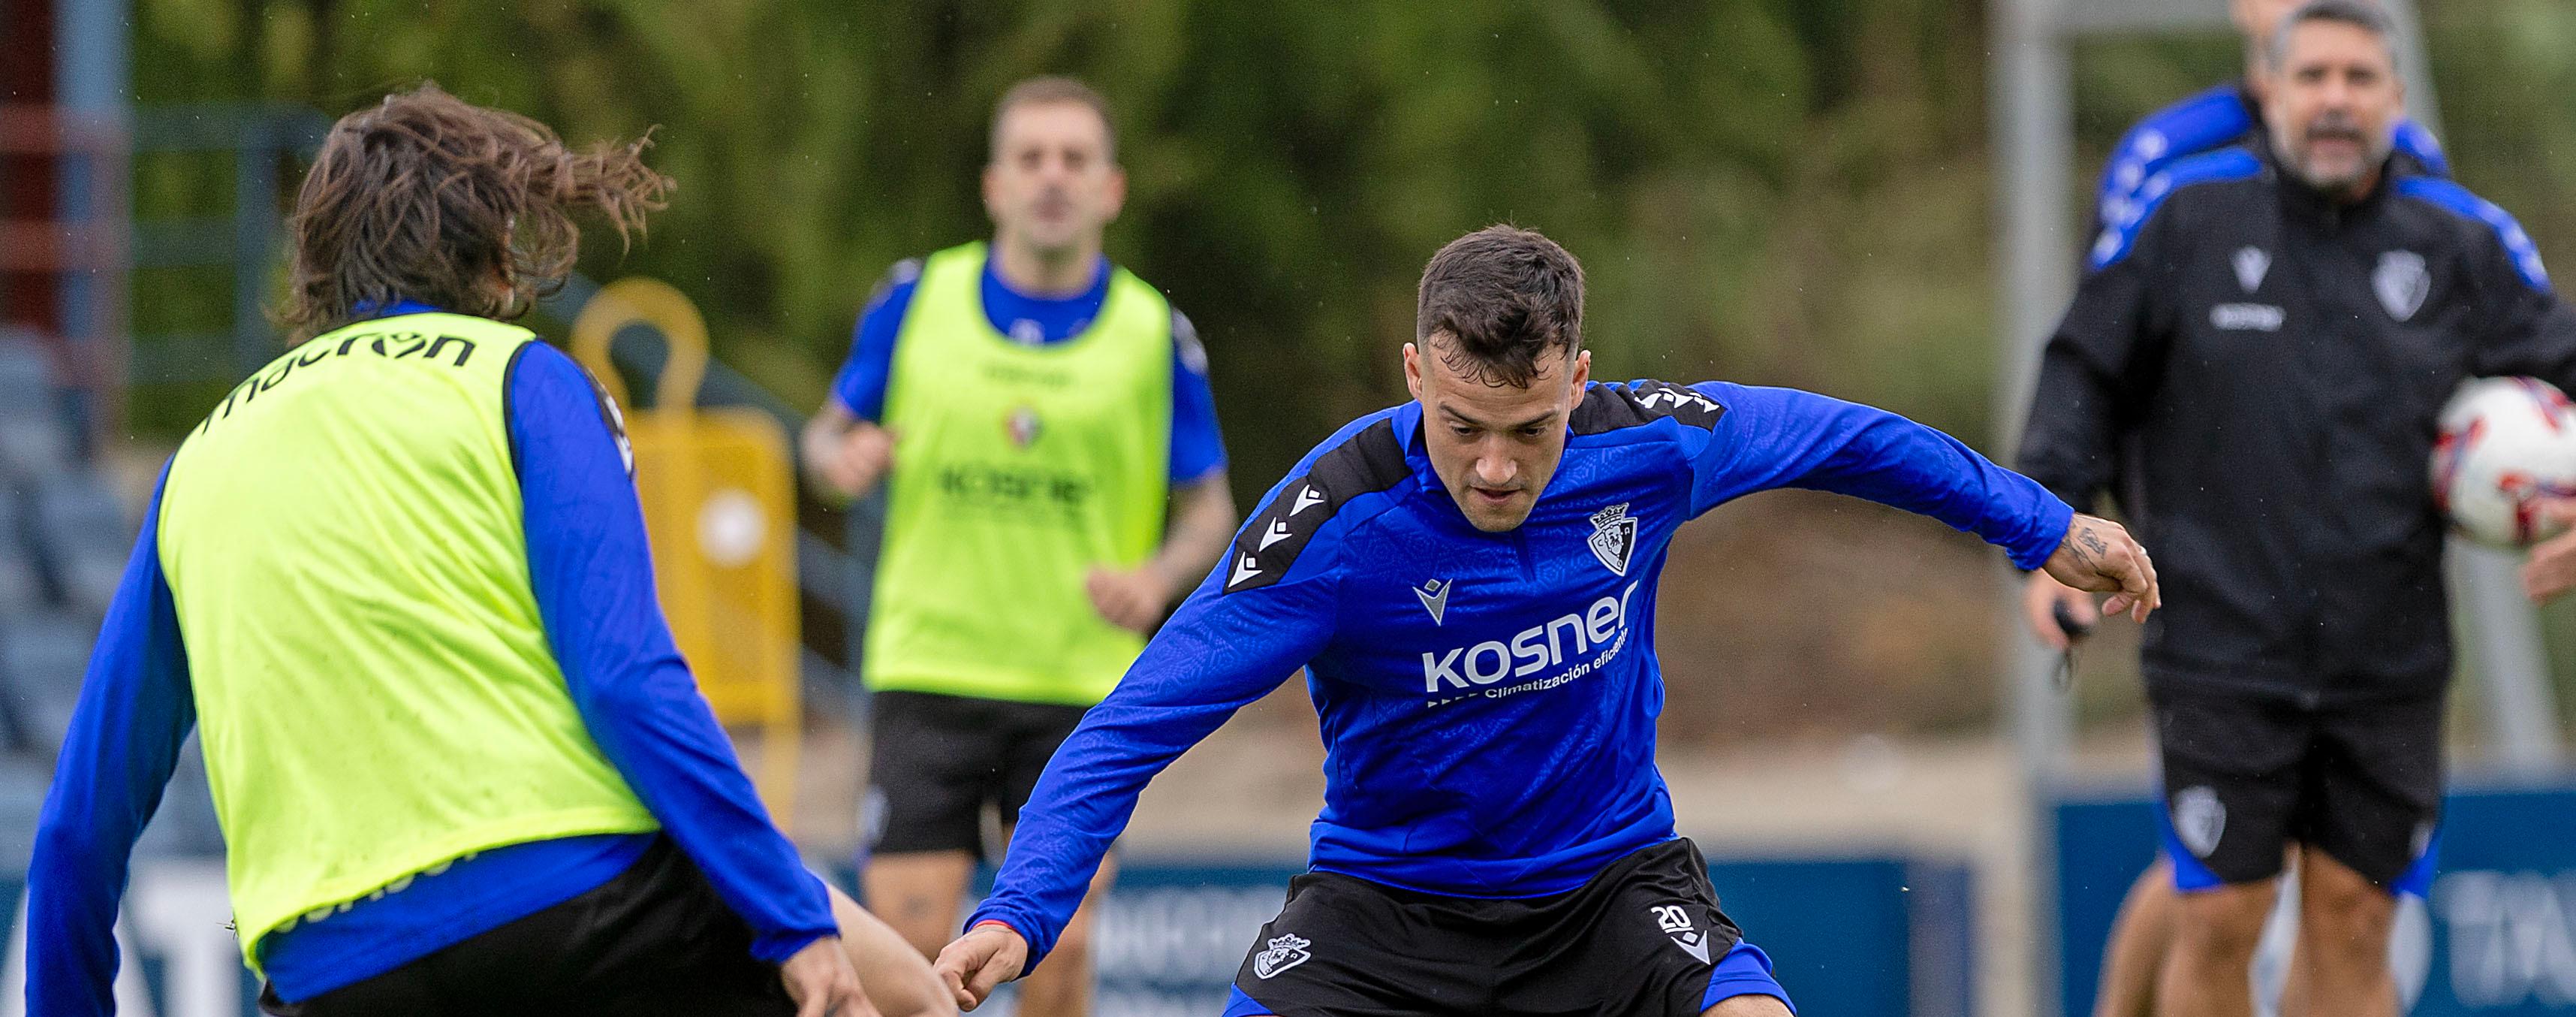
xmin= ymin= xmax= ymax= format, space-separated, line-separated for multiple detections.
xmin=1291 ymin=485 xmax=1326 ymax=515
xmin=1414 ymin=578 xmax=1451 ymax=625
xmin=1228 ymin=554 xmax=1264 ymax=588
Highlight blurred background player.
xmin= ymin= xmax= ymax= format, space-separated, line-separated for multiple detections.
xmin=2060 ymin=1 xmax=2451 ymax=1012
xmin=935 ymin=225 xmax=2161 ymax=1017
xmin=800 ymin=75 xmax=1236 ymax=1016
xmin=2089 ymin=0 xmax=2446 ymax=261
xmin=23 ymin=84 xmax=948 ymax=1016
xmin=2020 ymin=5 xmax=2576 ymax=1015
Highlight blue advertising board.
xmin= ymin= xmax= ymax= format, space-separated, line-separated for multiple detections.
xmin=2056 ymin=785 xmax=2576 ymax=1016
xmin=0 ymin=851 xmax=1972 ymax=1015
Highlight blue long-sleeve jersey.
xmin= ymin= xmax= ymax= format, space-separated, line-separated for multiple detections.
xmin=27 ymin=330 xmax=833 ymax=1012
xmin=969 ymin=379 xmax=2074 ymax=968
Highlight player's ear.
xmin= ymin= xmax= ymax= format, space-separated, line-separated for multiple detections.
xmin=1103 ymin=166 xmax=1128 ymax=222
xmin=1569 ymin=349 xmax=1592 ymax=396
xmin=981 ymin=161 xmax=1002 ymax=217
xmin=1403 ymin=343 xmax=1425 ymax=401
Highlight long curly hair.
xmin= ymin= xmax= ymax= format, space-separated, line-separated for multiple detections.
xmin=279 ymin=83 xmax=673 ymax=340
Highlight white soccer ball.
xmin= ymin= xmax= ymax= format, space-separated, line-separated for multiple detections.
xmin=2433 ymin=376 xmax=2576 ymax=548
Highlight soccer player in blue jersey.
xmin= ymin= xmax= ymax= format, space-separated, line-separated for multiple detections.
xmin=2045 ymin=4 xmax=2447 ymax=1014
xmin=932 ymin=225 xmax=2162 ymax=1016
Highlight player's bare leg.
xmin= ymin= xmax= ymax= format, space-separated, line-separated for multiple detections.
xmin=1704 ymin=993 xmax=1795 ymax=1016
xmin=867 ymin=850 xmax=976 ymax=958
xmin=2158 ymin=878 xmax=2275 ymax=1017
xmin=830 ymin=884 xmax=960 ymax=1017
xmin=2294 ymin=847 xmax=2398 ymax=1017
xmin=2279 ymin=950 xmax=2312 ymax=1017
xmin=1008 ymin=843 xmax=1116 ymax=1017
xmin=2093 ymin=861 xmax=2177 ymax=1017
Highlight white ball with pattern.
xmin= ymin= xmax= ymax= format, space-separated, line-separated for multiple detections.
xmin=2433 ymin=376 xmax=2576 ymax=548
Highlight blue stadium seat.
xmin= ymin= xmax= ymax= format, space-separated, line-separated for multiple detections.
xmin=0 ymin=330 xmax=218 ymax=853
xmin=32 ymin=474 xmax=135 ymax=613
xmin=0 ymin=337 xmax=69 ymax=478
xmin=2 ymin=611 xmax=103 ymax=749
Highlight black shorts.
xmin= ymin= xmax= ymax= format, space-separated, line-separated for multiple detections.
xmin=259 ymin=837 xmax=794 ymax=1016
xmin=863 ymin=690 xmax=1090 ymax=858
xmin=1229 ymin=838 xmax=1782 ymax=1017
xmin=2153 ymin=687 xmax=2444 ymax=892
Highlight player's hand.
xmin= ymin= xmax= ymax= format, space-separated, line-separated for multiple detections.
xmin=2520 ymin=498 xmax=2576 ymax=602
xmin=806 ymin=424 xmax=897 ymax=500
xmin=2023 ymin=569 xmax=2099 ymax=650
xmin=933 ymin=924 xmax=1029 ymax=1012
xmin=2040 ymin=514 xmax=2159 ymax=624
xmin=1085 ymin=565 xmax=1173 ymax=635
xmin=779 ymin=935 xmax=872 ymax=1017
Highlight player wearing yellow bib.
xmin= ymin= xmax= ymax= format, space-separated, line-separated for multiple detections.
xmin=26 ymin=86 xmax=947 ymax=1017
xmin=801 ymin=77 xmax=1237 ymax=1017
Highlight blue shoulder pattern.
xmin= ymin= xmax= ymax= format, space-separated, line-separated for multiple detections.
xmin=2097 ymin=84 xmax=2253 ymax=232
xmin=2089 ymin=147 xmax=2264 ymax=272
xmin=2396 ymin=177 xmax=2550 ymax=293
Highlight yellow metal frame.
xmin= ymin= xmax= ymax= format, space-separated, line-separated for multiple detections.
xmin=570 ymin=279 xmax=803 ymax=828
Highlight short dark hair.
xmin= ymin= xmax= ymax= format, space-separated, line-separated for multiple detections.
xmin=1415 ymin=225 xmax=1586 ymax=388
xmin=2265 ymin=0 xmax=2396 ymax=70
xmin=282 ymin=83 xmax=671 ymax=340
xmin=990 ymin=76 xmax=1116 ymax=161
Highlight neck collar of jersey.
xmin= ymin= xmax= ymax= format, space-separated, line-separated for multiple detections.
xmin=351 ymin=297 xmax=446 ymax=319
xmin=1390 ymin=402 xmax=1457 ymax=518
xmin=1392 ymin=400 xmax=1424 ymax=454
xmin=984 ymin=252 xmax=1110 ymax=303
xmin=979 ymin=253 xmax=1113 ymax=345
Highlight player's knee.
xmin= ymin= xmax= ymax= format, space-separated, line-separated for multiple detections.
xmin=2172 ymin=886 xmax=2271 ymax=964
xmin=2303 ymin=884 xmax=2396 ymax=964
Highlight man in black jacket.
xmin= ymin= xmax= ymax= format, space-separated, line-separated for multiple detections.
xmin=2020 ymin=4 xmax=2576 ymax=1015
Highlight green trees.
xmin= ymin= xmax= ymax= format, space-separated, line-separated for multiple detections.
xmin=131 ymin=2 xmax=1992 ymax=457
xmin=131 ymin=0 xmax=2576 ymax=469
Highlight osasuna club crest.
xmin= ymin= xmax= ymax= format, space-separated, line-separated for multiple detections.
xmin=1252 ymin=933 xmax=1312 ymax=979
xmin=2376 ymin=249 xmax=2430 ymax=322
xmin=1588 ymin=503 xmax=1637 ymax=576
xmin=2232 ymin=246 xmax=2270 ymax=293
xmin=1004 ymin=405 xmax=1043 ymax=448
xmin=2173 ymin=785 xmax=2228 ymax=859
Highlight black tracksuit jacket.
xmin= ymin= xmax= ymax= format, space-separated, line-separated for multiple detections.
xmin=2020 ymin=140 xmax=2576 ymax=705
